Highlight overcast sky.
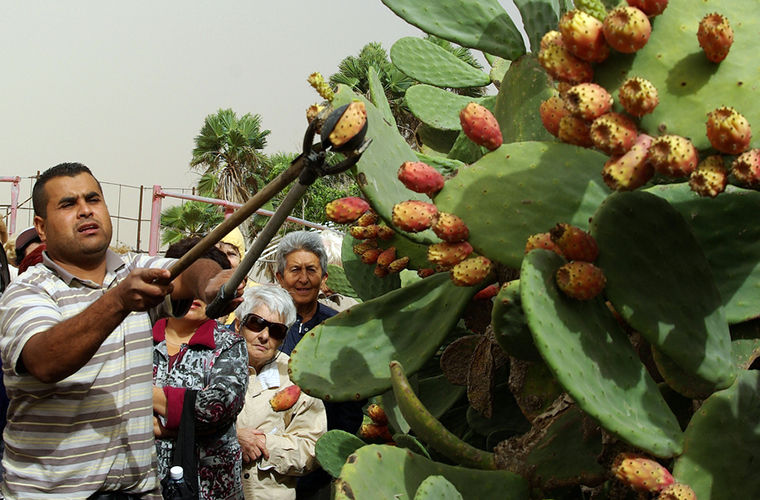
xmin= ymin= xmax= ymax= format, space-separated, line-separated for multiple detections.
xmin=0 ymin=1 xmax=520 ymax=242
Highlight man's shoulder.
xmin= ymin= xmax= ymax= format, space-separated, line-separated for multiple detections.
xmin=317 ymin=302 xmax=338 ymax=319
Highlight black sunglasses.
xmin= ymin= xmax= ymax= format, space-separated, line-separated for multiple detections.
xmin=242 ymin=313 xmax=289 ymax=340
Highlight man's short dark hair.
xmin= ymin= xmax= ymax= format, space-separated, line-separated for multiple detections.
xmin=32 ymin=163 xmax=101 ymax=218
xmin=165 ymin=236 xmax=231 ymax=270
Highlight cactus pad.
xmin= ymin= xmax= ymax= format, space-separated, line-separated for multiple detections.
xmin=405 ymin=84 xmax=494 ymax=131
xmin=391 ymin=37 xmax=491 ymax=88
xmin=591 ymin=191 xmax=736 ymax=392
xmin=491 ymin=280 xmax=541 ymax=361
xmin=314 ymin=430 xmax=366 ymax=478
xmin=413 ymin=475 xmax=463 ymax=500
xmin=520 ymin=250 xmax=683 ymax=457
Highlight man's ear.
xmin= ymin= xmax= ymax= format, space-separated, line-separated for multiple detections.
xmin=33 ymin=215 xmax=46 ymax=243
xmin=275 ymin=272 xmax=284 ymax=286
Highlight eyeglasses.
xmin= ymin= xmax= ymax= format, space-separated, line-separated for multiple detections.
xmin=242 ymin=313 xmax=289 ymax=340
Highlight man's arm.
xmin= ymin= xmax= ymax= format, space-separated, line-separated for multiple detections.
xmin=20 ymin=267 xmax=174 ymax=383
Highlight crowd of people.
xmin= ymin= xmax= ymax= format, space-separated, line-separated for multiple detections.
xmin=0 ymin=163 xmax=361 ymax=499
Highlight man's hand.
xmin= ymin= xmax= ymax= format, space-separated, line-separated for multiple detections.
xmin=237 ymin=426 xmax=269 ymax=463
xmin=114 ymin=268 xmax=174 ymax=313
xmin=203 ymin=270 xmax=246 ymax=314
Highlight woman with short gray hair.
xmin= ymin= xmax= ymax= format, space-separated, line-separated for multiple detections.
xmin=235 ymin=284 xmax=327 ymax=500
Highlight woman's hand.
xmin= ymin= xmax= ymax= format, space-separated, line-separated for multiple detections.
xmin=153 ymin=416 xmax=177 ymax=438
xmin=237 ymin=427 xmax=269 ymax=463
xmin=153 ymin=386 xmax=168 ymax=416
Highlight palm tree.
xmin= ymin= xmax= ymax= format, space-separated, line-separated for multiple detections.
xmin=190 ymin=108 xmax=272 ymax=203
xmin=160 ymin=201 xmax=224 ymax=245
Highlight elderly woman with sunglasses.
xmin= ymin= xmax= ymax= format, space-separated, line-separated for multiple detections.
xmin=235 ymin=285 xmax=327 ymax=500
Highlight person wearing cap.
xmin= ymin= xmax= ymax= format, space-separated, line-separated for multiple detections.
xmin=0 ymin=162 xmax=244 ymax=499
xmin=215 ymin=226 xmax=259 ymax=328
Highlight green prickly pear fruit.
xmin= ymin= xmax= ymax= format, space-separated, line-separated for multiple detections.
xmin=376 ymin=247 xmax=397 ymax=268
xmin=360 ymin=248 xmax=383 ymax=265
xmin=538 ymin=42 xmax=594 ymax=84
xmin=326 ymin=196 xmax=370 ymax=224
xmin=559 ymin=10 xmax=609 ymax=63
xmin=603 ymin=6 xmax=652 ymax=54
xmin=432 ymin=212 xmax=469 ymax=243
xmin=388 ymin=256 xmax=410 ymax=274
xmin=731 ymin=148 xmax=760 ymax=187
xmin=689 ymin=155 xmax=727 ymax=198
xmin=355 ymin=210 xmax=378 ymax=227
xmin=459 ymin=102 xmax=503 ymax=151
xmin=427 ymin=241 xmax=473 ymax=269
xmin=270 ymin=384 xmax=301 ymax=411
xmin=612 ymin=452 xmax=674 ymax=493
xmin=525 ymin=232 xmax=565 ymax=258
xmin=657 ymin=482 xmax=696 ymax=500
xmin=450 ymin=256 xmax=491 ymax=287
xmin=555 ymin=261 xmax=606 ymax=300
xmin=352 ymin=240 xmax=377 ymax=256
xmin=367 ymin=403 xmax=388 ymax=425
xmin=705 ymin=106 xmax=751 ymax=154
xmin=350 ymin=224 xmax=379 ymax=240
xmin=391 ymin=200 xmax=438 ymax=233
xmin=590 ymin=112 xmax=638 ymax=155
xmin=539 ymin=96 xmax=568 ymax=137
xmin=321 ymin=101 xmax=368 ymax=152
xmin=618 ymin=76 xmax=659 ymax=117
xmin=550 ymin=223 xmax=599 ymax=262
xmin=397 ymin=161 xmax=445 ymax=196
xmin=307 ymin=72 xmax=334 ymax=101
xmin=558 ymin=115 xmax=593 ymax=148
xmin=647 ymin=135 xmax=699 ymax=178
xmin=602 ymin=133 xmax=655 ymax=191
xmin=564 ymin=83 xmax=613 ymax=121
xmin=697 ymin=12 xmax=733 ymax=63
xmin=626 ymin=0 xmax=668 ymax=16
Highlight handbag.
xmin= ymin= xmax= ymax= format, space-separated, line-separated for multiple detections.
xmin=161 ymin=389 xmax=199 ymax=500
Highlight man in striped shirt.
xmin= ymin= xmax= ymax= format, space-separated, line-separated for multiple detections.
xmin=0 ymin=163 xmax=241 ymax=499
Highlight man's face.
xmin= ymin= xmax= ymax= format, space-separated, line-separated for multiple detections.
xmin=34 ymin=173 xmax=112 ymax=266
xmin=276 ymin=249 xmax=326 ymax=310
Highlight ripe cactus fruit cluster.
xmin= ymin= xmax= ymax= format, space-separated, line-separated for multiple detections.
xmin=697 ymin=12 xmax=734 ymax=63
xmin=459 ymin=102 xmax=503 ymax=151
xmin=612 ymin=453 xmax=674 ymax=493
xmin=325 ymin=196 xmax=371 ymax=224
xmin=270 ymin=384 xmax=301 ymax=411
xmin=705 ymin=106 xmax=751 ymax=154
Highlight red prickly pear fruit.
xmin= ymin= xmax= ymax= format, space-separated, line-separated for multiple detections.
xmin=388 ymin=256 xmax=410 ymax=274
xmin=358 ymin=422 xmax=393 ymax=442
xmin=321 ymin=101 xmax=368 ymax=152
xmin=540 ymin=30 xmax=564 ymax=51
xmin=647 ymin=135 xmax=699 ymax=178
xmin=432 ymin=212 xmax=470 ymax=243
xmin=657 ymin=482 xmax=696 ymax=500
xmin=397 ymin=161 xmax=445 ymax=195
xmin=555 ymin=261 xmax=606 ymax=300
xmin=618 ymin=76 xmax=659 ymax=117
xmin=540 ymin=96 xmax=569 ymax=137
xmin=732 ymin=149 xmax=760 ymax=187
xmin=355 ymin=211 xmax=378 ymax=227
xmin=427 ymin=241 xmax=474 ymax=269
xmin=558 ymin=115 xmax=594 ymax=148
xmin=374 ymin=265 xmax=389 ymax=278
xmin=473 ymin=284 xmax=499 ymax=301
xmin=376 ymin=247 xmax=397 ymax=268
xmin=626 ymin=0 xmax=668 ymax=16
xmin=353 ymin=240 xmax=377 ymax=256
xmin=270 ymin=384 xmax=301 ymax=411
xmin=590 ymin=112 xmax=638 ymax=155
xmin=360 ymin=248 xmax=383 ymax=265
xmin=538 ymin=43 xmax=594 ymax=84
xmin=563 ymin=83 xmax=613 ymax=121
xmin=459 ymin=102 xmax=503 ymax=151
xmin=326 ymin=197 xmax=370 ymax=224
xmin=391 ymin=200 xmax=438 ymax=233
xmin=450 ymin=256 xmax=491 ymax=287
xmin=689 ymin=155 xmax=727 ymax=198
xmin=417 ymin=268 xmax=436 ymax=278
xmin=550 ymin=223 xmax=599 ymax=262
xmin=367 ymin=403 xmax=388 ymax=425
xmin=350 ymin=224 xmax=379 ymax=240
xmin=525 ymin=232 xmax=565 ymax=258
xmin=612 ymin=452 xmax=675 ymax=493
xmin=697 ymin=13 xmax=733 ymax=63
xmin=376 ymin=225 xmax=396 ymax=240
xmin=705 ymin=106 xmax=751 ymax=154
xmin=602 ymin=134 xmax=655 ymax=191
xmin=559 ymin=10 xmax=609 ymax=63
xmin=603 ymin=6 xmax=652 ymax=54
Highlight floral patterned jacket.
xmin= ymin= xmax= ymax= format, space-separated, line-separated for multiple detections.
xmin=153 ymin=319 xmax=248 ymax=500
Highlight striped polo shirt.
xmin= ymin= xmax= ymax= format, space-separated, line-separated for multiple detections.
xmin=0 ymin=250 xmax=173 ymax=499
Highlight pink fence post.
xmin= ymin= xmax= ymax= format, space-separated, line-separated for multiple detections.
xmin=148 ymin=185 xmax=164 ymax=256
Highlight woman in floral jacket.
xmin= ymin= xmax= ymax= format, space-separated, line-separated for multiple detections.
xmin=152 ymin=237 xmax=249 ymax=499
